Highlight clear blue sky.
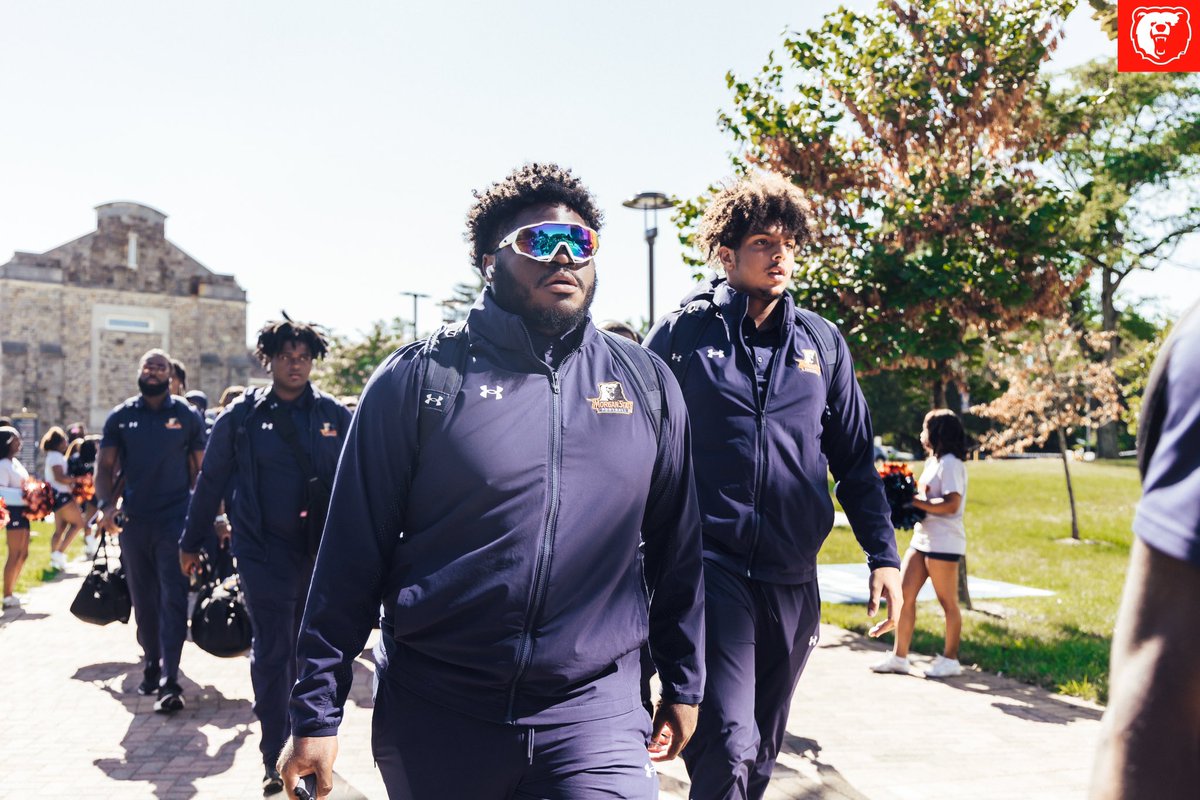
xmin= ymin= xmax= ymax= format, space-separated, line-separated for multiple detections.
xmin=1 ymin=2 xmax=1192 ymax=345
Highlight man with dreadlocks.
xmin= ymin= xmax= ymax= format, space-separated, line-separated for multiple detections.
xmin=646 ymin=173 xmax=902 ymax=800
xmin=180 ymin=316 xmax=350 ymax=796
xmin=279 ymin=163 xmax=705 ymax=799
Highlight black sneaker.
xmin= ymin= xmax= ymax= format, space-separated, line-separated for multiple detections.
xmin=136 ymin=670 xmax=161 ymax=696
xmin=262 ymin=766 xmax=284 ymax=796
xmin=154 ymin=683 xmax=185 ymax=714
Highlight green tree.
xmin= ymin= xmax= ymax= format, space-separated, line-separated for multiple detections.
xmin=1044 ymin=61 xmax=1200 ymax=455
xmin=972 ymin=317 xmax=1121 ymax=540
xmin=312 ymin=317 xmax=410 ymax=398
xmin=677 ymin=0 xmax=1087 ymax=406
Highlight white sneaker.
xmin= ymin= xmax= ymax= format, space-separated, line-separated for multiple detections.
xmin=51 ymin=551 xmax=67 ymax=570
xmin=925 ymin=656 xmax=963 ymax=678
xmin=870 ymin=654 xmax=912 ymax=674
xmin=2 ymin=595 xmax=21 ymax=609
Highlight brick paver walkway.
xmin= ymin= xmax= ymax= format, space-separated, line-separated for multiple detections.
xmin=1 ymin=561 xmax=1103 ymax=799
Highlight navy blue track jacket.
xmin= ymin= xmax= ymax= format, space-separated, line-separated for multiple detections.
xmin=180 ymin=384 xmax=351 ymax=562
xmin=646 ymin=281 xmax=899 ymax=584
xmin=290 ymin=290 xmax=705 ymax=736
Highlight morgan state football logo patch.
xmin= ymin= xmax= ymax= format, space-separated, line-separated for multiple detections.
xmin=795 ymin=349 xmax=822 ymax=376
xmin=588 ymin=381 xmax=635 ymax=415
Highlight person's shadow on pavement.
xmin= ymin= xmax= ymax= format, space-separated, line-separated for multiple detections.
xmin=72 ymin=661 xmax=252 ymax=799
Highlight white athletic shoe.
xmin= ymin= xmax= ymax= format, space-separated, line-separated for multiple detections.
xmin=51 ymin=551 xmax=67 ymax=570
xmin=870 ymin=654 xmax=912 ymax=674
xmin=925 ymin=655 xmax=964 ymax=678
xmin=2 ymin=595 xmax=21 ymax=609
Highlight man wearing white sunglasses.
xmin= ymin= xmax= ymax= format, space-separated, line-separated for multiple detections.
xmin=281 ymin=163 xmax=705 ymax=799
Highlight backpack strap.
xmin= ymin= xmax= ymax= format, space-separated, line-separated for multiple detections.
xmin=665 ymin=299 xmax=719 ymax=388
xmin=417 ymin=322 xmax=470 ymax=453
xmin=598 ymin=330 xmax=662 ymax=441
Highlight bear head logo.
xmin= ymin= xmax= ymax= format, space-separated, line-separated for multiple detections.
xmin=1130 ymin=6 xmax=1192 ymax=65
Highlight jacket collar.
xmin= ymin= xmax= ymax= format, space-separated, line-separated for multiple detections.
xmin=250 ymin=382 xmax=318 ymax=413
xmin=712 ymin=280 xmax=795 ymax=348
xmin=134 ymin=393 xmax=184 ymax=412
xmin=467 ymin=287 xmax=598 ymax=372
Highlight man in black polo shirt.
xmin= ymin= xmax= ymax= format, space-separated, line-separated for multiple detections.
xmin=96 ymin=349 xmax=206 ymax=713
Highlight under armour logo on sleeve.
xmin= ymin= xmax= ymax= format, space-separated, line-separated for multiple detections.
xmin=480 ymin=385 xmax=504 ymax=399
xmin=261 ymin=422 xmax=274 ymax=430
xmin=424 ymin=393 xmax=443 ymax=407
xmin=670 ymin=353 xmax=683 ymax=363
xmin=706 ymin=348 xmax=725 ymax=359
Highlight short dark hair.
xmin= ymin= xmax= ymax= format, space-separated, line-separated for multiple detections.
xmin=40 ymin=426 xmax=67 ymax=452
xmin=696 ymin=173 xmax=811 ymax=262
xmin=170 ymin=358 xmax=187 ymax=389
xmin=0 ymin=426 xmax=19 ymax=458
xmin=599 ymin=320 xmax=642 ymax=344
xmin=254 ymin=314 xmax=330 ymax=368
xmin=465 ymin=163 xmax=603 ymax=271
xmin=924 ymin=409 xmax=968 ymax=461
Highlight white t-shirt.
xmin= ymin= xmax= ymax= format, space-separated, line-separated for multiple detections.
xmin=0 ymin=457 xmax=30 ymax=506
xmin=44 ymin=451 xmax=71 ymax=493
xmin=909 ymin=453 xmax=967 ymax=555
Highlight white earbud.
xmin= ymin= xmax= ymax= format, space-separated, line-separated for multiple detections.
xmin=485 ymin=265 xmax=495 ymax=281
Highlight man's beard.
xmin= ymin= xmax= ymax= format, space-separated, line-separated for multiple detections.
xmin=493 ymin=268 xmax=597 ymax=337
xmin=137 ymin=376 xmax=169 ymax=397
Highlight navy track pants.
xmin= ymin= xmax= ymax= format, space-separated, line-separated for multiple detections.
xmin=372 ymin=680 xmax=660 ymax=799
xmin=682 ymin=560 xmax=820 ymax=800
xmin=239 ymin=549 xmax=314 ymax=766
xmin=120 ymin=515 xmax=189 ymax=686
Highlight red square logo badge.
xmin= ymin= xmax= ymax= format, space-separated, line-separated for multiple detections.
xmin=1119 ymin=3 xmax=1200 ymax=71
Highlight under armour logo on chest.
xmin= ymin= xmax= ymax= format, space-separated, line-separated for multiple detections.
xmin=670 ymin=353 xmax=683 ymax=363
xmin=124 ymin=421 xmax=139 ymax=429
xmin=706 ymin=348 xmax=725 ymax=359
xmin=261 ymin=422 xmax=274 ymax=430
xmin=480 ymin=385 xmax=504 ymax=399
xmin=423 ymin=393 xmax=443 ymax=407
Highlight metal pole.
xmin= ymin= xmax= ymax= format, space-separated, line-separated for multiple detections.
xmin=400 ymin=291 xmax=430 ymax=340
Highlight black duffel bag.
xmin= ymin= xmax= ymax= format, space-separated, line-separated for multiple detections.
xmin=190 ymin=548 xmax=252 ymax=658
xmin=70 ymin=533 xmax=131 ymax=625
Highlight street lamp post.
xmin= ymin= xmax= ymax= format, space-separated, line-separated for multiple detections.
xmin=622 ymin=192 xmax=676 ymax=326
xmin=399 ymin=291 xmax=430 ymax=340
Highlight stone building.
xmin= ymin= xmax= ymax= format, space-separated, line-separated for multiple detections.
xmin=0 ymin=201 xmax=249 ymax=432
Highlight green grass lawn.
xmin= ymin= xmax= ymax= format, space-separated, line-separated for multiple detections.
xmin=822 ymin=458 xmax=1141 ymax=704
xmin=6 ymin=519 xmax=86 ymax=596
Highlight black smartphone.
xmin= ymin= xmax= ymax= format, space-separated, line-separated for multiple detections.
xmin=294 ymin=774 xmax=317 ymax=800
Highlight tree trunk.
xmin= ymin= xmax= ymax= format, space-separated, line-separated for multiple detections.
xmin=930 ymin=373 xmax=946 ymax=409
xmin=1096 ymin=267 xmax=1121 ymax=458
xmin=1057 ymin=428 xmax=1081 ymax=540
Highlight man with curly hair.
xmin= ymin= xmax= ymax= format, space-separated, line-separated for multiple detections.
xmin=646 ymin=172 xmax=902 ymax=800
xmin=180 ymin=316 xmax=350 ymax=795
xmin=280 ymin=163 xmax=705 ymax=799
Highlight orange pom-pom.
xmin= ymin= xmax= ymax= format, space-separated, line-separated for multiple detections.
xmin=21 ymin=478 xmax=53 ymax=521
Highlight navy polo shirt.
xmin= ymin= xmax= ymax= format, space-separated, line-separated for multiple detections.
xmin=1134 ymin=308 xmax=1200 ymax=568
xmin=100 ymin=394 xmax=206 ymax=520
xmin=739 ymin=313 xmax=783 ymax=398
xmin=251 ymin=390 xmax=313 ymax=546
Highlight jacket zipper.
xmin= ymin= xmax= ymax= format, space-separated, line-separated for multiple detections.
xmin=506 ymin=354 xmax=575 ymax=722
xmin=741 ymin=314 xmax=785 ymax=579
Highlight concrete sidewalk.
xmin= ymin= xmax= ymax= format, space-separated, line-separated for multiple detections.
xmin=1 ymin=561 xmax=1103 ymax=799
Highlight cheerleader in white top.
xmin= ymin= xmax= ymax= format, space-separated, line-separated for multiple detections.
xmin=0 ymin=426 xmax=31 ymax=608
xmin=872 ymin=410 xmax=970 ymax=678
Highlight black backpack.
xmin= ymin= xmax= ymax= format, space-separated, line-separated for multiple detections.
xmin=414 ymin=323 xmax=664 ymax=449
